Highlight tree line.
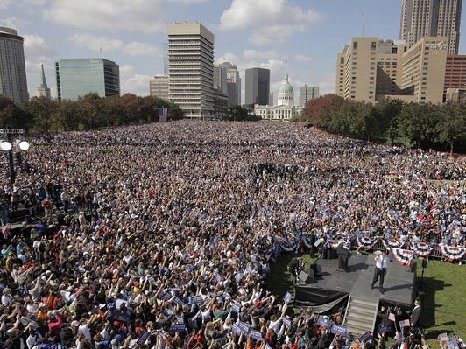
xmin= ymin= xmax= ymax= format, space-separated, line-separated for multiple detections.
xmin=0 ymin=93 xmax=184 ymax=134
xmin=295 ymin=95 xmax=466 ymax=153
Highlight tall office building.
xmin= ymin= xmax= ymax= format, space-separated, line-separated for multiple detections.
xmin=245 ymin=67 xmax=270 ymax=106
xmin=336 ymin=37 xmax=448 ymax=104
xmin=0 ymin=27 xmax=28 ymax=104
xmin=220 ymin=62 xmax=241 ymax=106
xmin=37 ymin=63 xmax=51 ymax=99
xmin=400 ymin=0 xmax=462 ymax=54
xmin=299 ymin=84 xmax=320 ymax=106
xmin=163 ymin=43 xmax=169 ymax=75
xmin=399 ymin=37 xmax=448 ymax=102
xmin=213 ymin=64 xmax=228 ymax=95
xmin=150 ymin=74 xmax=170 ymax=101
xmin=434 ymin=0 xmax=462 ymax=55
xmin=167 ymin=23 xmax=215 ymax=119
xmin=443 ymin=54 xmax=466 ymax=100
xmin=55 ymin=58 xmax=120 ymax=101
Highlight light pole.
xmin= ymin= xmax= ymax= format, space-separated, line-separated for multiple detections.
xmin=0 ymin=129 xmax=30 ymax=185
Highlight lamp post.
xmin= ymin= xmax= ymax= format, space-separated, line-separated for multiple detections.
xmin=0 ymin=129 xmax=30 ymax=185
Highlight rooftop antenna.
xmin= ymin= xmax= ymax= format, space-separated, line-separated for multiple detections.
xmin=361 ymin=12 xmax=366 ymax=37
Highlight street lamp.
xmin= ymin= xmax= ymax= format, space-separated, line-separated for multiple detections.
xmin=0 ymin=129 xmax=30 ymax=185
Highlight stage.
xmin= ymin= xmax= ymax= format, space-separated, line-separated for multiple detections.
xmin=295 ymin=254 xmax=416 ymax=309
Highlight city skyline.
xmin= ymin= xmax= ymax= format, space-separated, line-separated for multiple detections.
xmin=1 ymin=0 xmax=465 ymax=101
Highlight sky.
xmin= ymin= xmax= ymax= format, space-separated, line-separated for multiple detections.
xmin=1 ymin=0 xmax=465 ymax=103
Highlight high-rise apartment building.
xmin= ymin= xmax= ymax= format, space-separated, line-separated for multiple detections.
xmin=220 ymin=62 xmax=241 ymax=106
xmin=299 ymin=84 xmax=320 ymax=106
xmin=213 ymin=64 xmax=228 ymax=95
xmin=150 ymin=75 xmax=170 ymax=101
xmin=399 ymin=37 xmax=448 ymax=103
xmin=336 ymin=37 xmax=448 ymax=104
xmin=0 ymin=27 xmax=28 ymax=104
xmin=443 ymin=54 xmax=466 ymax=100
xmin=37 ymin=63 xmax=51 ymax=99
xmin=245 ymin=67 xmax=270 ymax=106
xmin=400 ymin=0 xmax=462 ymax=54
xmin=55 ymin=58 xmax=120 ymax=101
xmin=167 ymin=23 xmax=215 ymax=119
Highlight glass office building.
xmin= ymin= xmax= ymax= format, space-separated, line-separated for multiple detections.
xmin=55 ymin=58 xmax=120 ymax=101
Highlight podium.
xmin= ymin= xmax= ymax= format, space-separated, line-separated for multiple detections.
xmin=336 ymin=246 xmax=350 ymax=271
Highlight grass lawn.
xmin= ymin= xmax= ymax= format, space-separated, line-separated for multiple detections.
xmin=264 ymin=252 xmax=316 ymax=316
xmin=265 ymin=253 xmax=466 ymax=347
xmin=417 ymin=260 xmax=466 ymax=347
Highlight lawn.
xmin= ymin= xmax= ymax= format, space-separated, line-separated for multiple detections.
xmin=417 ymin=260 xmax=466 ymax=347
xmin=264 ymin=252 xmax=316 ymax=316
xmin=265 ymin=253 xmax=466 ymax=347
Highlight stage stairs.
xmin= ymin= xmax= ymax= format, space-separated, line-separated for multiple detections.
xmin=343 ymin=297 xmax=379 ymax=336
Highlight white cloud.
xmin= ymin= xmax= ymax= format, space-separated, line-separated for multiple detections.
xmin=168 ymin=0 xmax=210 ymax=3
xmin=220 ymin=0 xmax=322 ymax=45
xmin=44 ymin=0 xmax=165 ymax=33
xmin=0 ymin=17 xmax=23 ymax=30
xmin=295 ymin=54 xmax=312 ymax=63
xmin=215 ymin=52 xmax=239 ymax=65
xmin=24 ymin=34 xmax=55 ymax=57
xmin=121 ymin=73 xmax=152 ymax=96
xmin=318 ymin=74 xmax=336 ymax=95
xmin=243 ymin=49 xmax=278 ymax=61
xmin=0 ymin=0 xmax=11 ymax=9
xmin=119 ymin=65 xmax=135 ymax=76
xmin=69 ymin=33 xmax=160 ymax=57
xmin=118 ymin=64 xmax=151 ymax=96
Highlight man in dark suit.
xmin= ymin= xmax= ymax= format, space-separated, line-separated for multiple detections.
xmin=410 ymin=300 xmax=421 ymax=330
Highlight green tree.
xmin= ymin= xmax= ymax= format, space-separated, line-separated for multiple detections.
xmin=435 ymin=102 xmax=466 ymax=153
xmin=0 ymin=96 xmax=32 ymax=130
xmin=25 ymin=97 xmax=60 ymax=133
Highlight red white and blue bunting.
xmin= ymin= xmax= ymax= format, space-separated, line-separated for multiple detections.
xmin=390 ymin=248 xmax=414 ymax=267
xmin=438 ymin=244 xmax=465 ymax=262
xmin=357 ymin=236 xmax=375 ymax=249
xmin=412 ymin=242 xmax=432 ymax=257
xmin=383 ymin=239 xmax=401 ymax=249
xmin=328 ymin=240 xmax=343 ymax=249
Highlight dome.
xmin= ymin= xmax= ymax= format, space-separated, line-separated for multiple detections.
xmin=277 ymin=73 xmax=294 ymax=107
xmin=279 ymin=73 xmax=294 ymax=94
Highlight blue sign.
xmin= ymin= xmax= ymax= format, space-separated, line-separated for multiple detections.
xmin=170 ymin=323 xmax=187 ymax=332
xmin=250 ymin=330 xmax=262 ymax=340
xmin=330 ymin=324 xmax=348 ymax=338
xmin=237 ymin=321 xmax=250 ymax=334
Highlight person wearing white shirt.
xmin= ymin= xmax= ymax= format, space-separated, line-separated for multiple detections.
xmin=371 ymin=250 xmax=389 ymax=294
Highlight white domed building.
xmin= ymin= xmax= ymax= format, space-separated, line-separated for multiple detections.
xmin=254 ymin=73 xmax=302 ymax=121
xmin=277 ymin=73 xmax=294 ymax=107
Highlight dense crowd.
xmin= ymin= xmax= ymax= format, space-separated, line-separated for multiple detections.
xmin=0 ymin=121 xmax=464 ymax=349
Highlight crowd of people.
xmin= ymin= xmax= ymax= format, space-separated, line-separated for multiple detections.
xmin=0 ymin=121 xmax=464 ymax=348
